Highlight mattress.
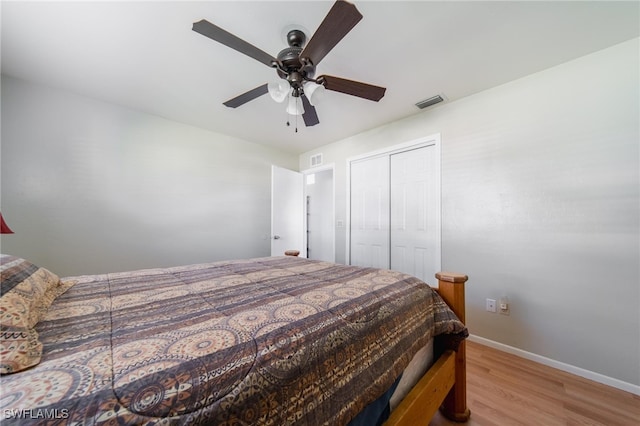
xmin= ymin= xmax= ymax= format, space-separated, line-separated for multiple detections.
xmin=389 ymin=339 xmax=434 ymax=411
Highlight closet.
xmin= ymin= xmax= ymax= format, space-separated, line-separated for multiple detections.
xmin=348 ymin=136 xmax=441 ymax=284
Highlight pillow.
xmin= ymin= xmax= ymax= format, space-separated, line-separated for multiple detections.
xmin=0 ymin=254 xmax=65 ymax=374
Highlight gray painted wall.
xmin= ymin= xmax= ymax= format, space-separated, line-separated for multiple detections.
xmin=0 ymin=75 xmax=298 ymax=276
xmin=299 ymin=39 xmax=639 ymax=387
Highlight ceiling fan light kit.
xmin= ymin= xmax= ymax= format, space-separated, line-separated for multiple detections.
xmin=192 ymin=0 xmax=386 ymax=130
xmin=304 ymin=81 xmax=325 ymax=106
xmin=286 ymin=95 xmax=305 ymax=116
xmin=268 ymin=80 xmax=290 ymax=103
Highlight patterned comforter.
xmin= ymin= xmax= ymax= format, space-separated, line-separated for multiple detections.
xmin=1 ymin=256 xmax=467 ymax=425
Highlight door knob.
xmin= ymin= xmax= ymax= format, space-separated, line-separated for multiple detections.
xmin=273 ymin=235 xmax=281 ymax=240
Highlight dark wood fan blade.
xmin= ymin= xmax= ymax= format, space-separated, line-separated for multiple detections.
xmin=318 ymin=75 xmax=386 ymax=101
xmin=193 ymin=20 xmax=277 ymax=68
xmin=301 ymin=95 xmax=320 ymax=126
xmin=223 ymin=84 xmax=269 ymax=108
xmin=300 ymin=0 xmax=362 ymax=67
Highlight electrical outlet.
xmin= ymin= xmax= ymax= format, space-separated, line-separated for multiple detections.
xmin=486 ymin=298 xmax=497 ymax=313
xmin=499 ymin=297 xmax=510 ymax=315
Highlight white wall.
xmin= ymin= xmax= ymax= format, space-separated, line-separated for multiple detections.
xmin=299 ymin=39 xmax=639 ymax=388
xmin=0 ymin=75 xmax=298 ymax=276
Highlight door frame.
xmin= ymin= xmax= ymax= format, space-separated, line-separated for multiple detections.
xmin=300 ymin=163 xmax=336 ymax=262
xmin=345 ymin=134 xmax=441 ymax=269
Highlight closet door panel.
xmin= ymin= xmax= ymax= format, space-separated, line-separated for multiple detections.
xmin=390 ymin=146 xmax=439 ymax=283
xmin=350 ymin=156 xmax=390 ymax=268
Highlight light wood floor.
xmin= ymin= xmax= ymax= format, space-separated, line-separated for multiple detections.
xmin=429 ymin=341 xmax=640 ymax=426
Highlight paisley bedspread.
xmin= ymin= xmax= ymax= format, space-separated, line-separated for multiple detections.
xmin=0 ymin=256 xmax=467 ymax=425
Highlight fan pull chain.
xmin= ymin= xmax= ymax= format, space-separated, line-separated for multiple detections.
xmin=295 ymin=96 xmax=301 ymax=132
xmin=285 ymin=111 xmax=299 ymax=133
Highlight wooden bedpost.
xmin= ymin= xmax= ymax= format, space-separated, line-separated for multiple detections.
xmin=435 ymin=272 xmax=470 ymax=422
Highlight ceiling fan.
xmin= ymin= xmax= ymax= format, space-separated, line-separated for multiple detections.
xmin=192 ymin=0 xmax=386 ymax=128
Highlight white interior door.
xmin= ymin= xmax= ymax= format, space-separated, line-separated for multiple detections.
xmin=271 ymin=165 xmax=304 ymax=257
xmin=390 ymin=146 xmax=440 ymax=283
xmin=349 ymin=155 xmax=390 ymax=268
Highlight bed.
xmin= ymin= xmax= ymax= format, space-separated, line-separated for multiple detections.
xmin=0 ymin=254 xmax=469 ymax=425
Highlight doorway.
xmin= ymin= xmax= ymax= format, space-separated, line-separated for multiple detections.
xmin=271 ymin=164 xmax=335 ymax=262
xmin=304 ymin=167 xmax=334 ymax=262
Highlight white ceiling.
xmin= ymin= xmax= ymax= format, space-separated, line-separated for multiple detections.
xmin=2 ymin=1 xmax=638 ymax=154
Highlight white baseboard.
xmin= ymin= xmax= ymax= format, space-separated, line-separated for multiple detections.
xmin=468 ymin=335 xmax=640 ymax=396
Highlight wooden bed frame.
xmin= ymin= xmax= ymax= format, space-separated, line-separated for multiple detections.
xmin=385 ymin=271 xmax=470 ymax=425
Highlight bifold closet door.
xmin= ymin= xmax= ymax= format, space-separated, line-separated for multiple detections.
xmin=349 ymin=155 xmax=390 ymax=269
xmin=390 ymin=146 xmax=439 ymax=283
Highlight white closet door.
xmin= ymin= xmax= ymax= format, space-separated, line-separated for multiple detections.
xmin=390 ymin=146 xmax=440 ymax=283
xmin=350 ymin=155 xmax=390 ymax=269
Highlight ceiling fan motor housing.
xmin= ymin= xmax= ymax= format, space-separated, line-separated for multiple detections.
xmin=276 ymin=30 xmax=316 ymax=83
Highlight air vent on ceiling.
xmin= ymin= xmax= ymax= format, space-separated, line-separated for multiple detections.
xmin=310 ymin=153 xmax=323 ymax=167
xmin=415 ymin=95 xmax=444 ymax=110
